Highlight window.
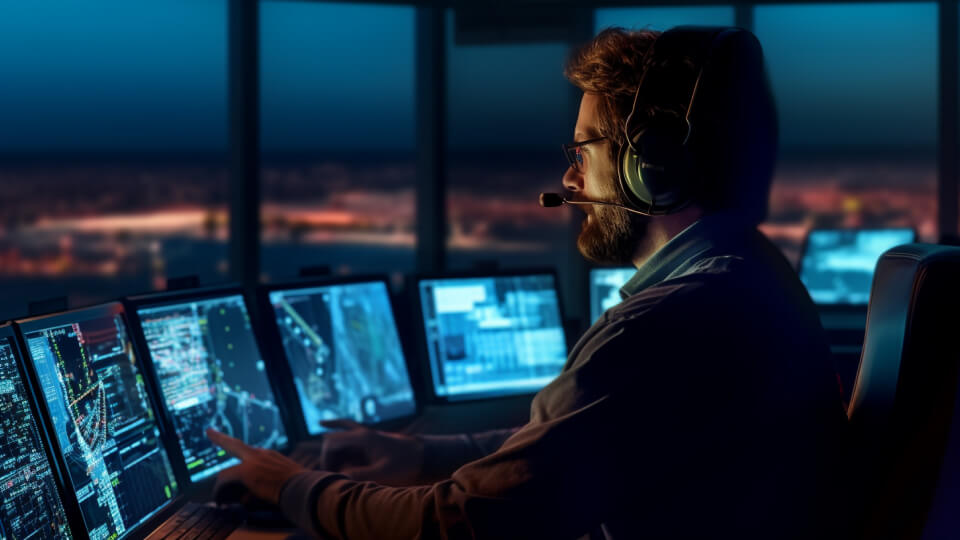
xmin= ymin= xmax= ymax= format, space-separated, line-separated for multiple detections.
xmin=445 ymin=9 xmax=575 ymax=275
xmin=260 ymin=1 xmax=416 ymax=282
xmin=755 ymin=3 xmax=938 ymax=264
xmin=0 ymin=0 xmax=229 ymax=321
xmin=594 ymin=6 xmax=735 ymax=32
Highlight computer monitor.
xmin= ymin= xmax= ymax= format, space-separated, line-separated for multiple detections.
xmin=130 ymin=290 xmax=289 ymax=483
xmin=417 ymin=272 xmax=568 ymax=401
xmin=799 ymin=228 xmax=917 ymax=305
xmin=589 ymin=267 xmax=636 ymax=323
xmin=17 ymin=303 xmax=180 ymax=540
xmin=264 ymin=278 xmax=417 ymax=435
xmin=0 ymin=324 xmax=74 ymax=539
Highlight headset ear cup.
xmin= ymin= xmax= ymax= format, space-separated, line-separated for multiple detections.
xmin=618 ymin=138 xmax=655 ymax=211
xmin=619 ymin=122 xmax=692 ymax=214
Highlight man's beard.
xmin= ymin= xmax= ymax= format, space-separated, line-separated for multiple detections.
xmin=576 ymin=202 xmax=648 ymax=265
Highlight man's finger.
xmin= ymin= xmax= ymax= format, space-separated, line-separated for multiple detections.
xmin=320 ymin=418 xmax=365 ymax=431
xmin=206 ymin=428 xmax=255 ymax=460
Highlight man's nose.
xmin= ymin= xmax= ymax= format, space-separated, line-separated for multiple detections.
xmin=562 ymin=166 xmax=583 ymax=193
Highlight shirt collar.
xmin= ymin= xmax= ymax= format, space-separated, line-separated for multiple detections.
xmin=619 ymin=212 xmax=748 ymax=299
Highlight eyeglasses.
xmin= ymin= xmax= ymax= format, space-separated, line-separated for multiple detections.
xmin=561 ymin=136 xmax=607 ymax=171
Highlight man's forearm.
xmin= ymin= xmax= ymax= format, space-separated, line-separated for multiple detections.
xmin=278 ymin=411 xmax=615 ymax=540
xmin=418 ymin=428 xmax=520 ymax=482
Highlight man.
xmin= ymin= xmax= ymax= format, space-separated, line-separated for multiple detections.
xmin=208 ymin=26 xmax=849 ymax=539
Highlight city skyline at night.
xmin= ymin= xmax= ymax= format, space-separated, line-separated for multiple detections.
xmin=0 ymin=1 xmax=946 ymax=323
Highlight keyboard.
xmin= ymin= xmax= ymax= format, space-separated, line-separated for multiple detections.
xmin=146 ymin=502 xmax=245 ymax=540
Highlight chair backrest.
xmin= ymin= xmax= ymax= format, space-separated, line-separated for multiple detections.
xmin=847 ymin=243 xmax=960 ymax=539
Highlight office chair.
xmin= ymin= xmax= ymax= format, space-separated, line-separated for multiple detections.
xmin=847 ymin=243 xmax=960 ymax=539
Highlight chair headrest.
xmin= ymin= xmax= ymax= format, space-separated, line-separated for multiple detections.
xmin=849 ymin=243 xmax=960 ymax=430
xmin=847 ymin=244 xmax=960 ymax=538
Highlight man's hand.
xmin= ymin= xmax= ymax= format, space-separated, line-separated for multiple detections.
xmin=206 ymin=428 xmax=308 ymax=505
xmin=318 ymin=419 xmax=425 ymax=486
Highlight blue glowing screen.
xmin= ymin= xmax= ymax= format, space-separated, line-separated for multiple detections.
xmin=136 ymin=295 xmax=288 ymax=482
xmin=799 ymin=228 xmax=916 ymax=305
xmin=418 ymin=274 xmax=567 ymax=400
xmin=0 ymin=335 xmax=73 ymax=539
xmin=589 ymin=268 xmax=636 ymax=324
xmin=22 ymin=306 xmax=178 ymax=539
xmin=268 ymin=282 xmax=416 ymax=435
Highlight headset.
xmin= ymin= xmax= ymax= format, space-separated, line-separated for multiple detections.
xmin=541 ymin=26 xmax=770 ymax=218
xmin=617 ymin=26 xmax=756 ymax=216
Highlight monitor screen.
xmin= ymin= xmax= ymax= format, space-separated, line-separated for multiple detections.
xmin=0 ymin=334 xmax=73 ymax=539
xmin=589 ymin=267 xmax=636 ymax=323
xmin=268 ymin=281 xmax=416 ymax=435
xmin=418 ymin=274 xmax=568 ymax=400
xmin=799 ymin=228 xmax=916 ymax=305
xmin=21 ymin=306 xmax=178 ymax=540
xmin=136 ymin=294 xmax=288 ymax=482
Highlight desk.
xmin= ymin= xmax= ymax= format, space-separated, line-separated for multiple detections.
xmin=227 ymin=526 xmax=297 ymax=539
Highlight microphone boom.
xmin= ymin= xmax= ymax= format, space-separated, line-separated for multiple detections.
xmin=538 ymin=192 xmax=649 ymax=215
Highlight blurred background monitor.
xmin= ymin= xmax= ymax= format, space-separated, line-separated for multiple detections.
xmin=799 ymin=228 xmax=917 ymax=306
xmin=417 ymin=272 xmax=567 ymax=401
xmin=265 ymin=279 xmax=416 ymax=436
xmin=132 ymin=291 xmax=288 ymax=483
xmin=589 ymin=267 xmax=636 ymax=324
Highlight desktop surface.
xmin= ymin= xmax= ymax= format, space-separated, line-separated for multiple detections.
xmin=0 ymin=330 xmax=73 ymax=539
xmin=799 ymin=228 xmax=916 ymax=305
xmin=267 ymin=280 xmax=416 ymax=435
xmin=135 ymin=294 xmax=288 ymax=482
xmin=418 ymin=273 xmax=568 ymax=401
xmin=19 ymin=304 xmax=179 ymax=539
xmin=589 ymin=267 xmax=636 ymax=324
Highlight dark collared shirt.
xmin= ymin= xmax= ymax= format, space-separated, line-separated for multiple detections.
xmin=280 ymin=214 xmax=849 ymax=539
xmin=619 ymin=213 xmax=737 ymax=298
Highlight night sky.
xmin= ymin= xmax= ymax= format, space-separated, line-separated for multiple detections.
xmin=0 ymin=1 xmax=940 ymax=154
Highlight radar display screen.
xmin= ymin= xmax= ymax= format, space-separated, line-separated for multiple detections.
xmin=268 ymin=281 xmax=416 ymax=435
xmin=136 ymin=295 xmax=287 ymax=482
xmin=21 ymin=306 xmax=179 ymax=540
xmin=588 ymin=267 xmax=636 ymax=324
xmin=0 ymin=335 xmax=73 ymax=539
xmin=800 ymin=228 xmax=916 ymax=305
xmin=418 ymin=274 xmax=567 ymax=400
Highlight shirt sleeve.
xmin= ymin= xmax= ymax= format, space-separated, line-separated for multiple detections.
xmin=279 ymin=392 xmax=630 ymax=540
xmin=277 ymin=306 xmax=706 ymax=539
xmin=417 ymin=429 xmax=520 ymax=482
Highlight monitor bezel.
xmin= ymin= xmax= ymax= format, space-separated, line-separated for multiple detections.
xmin=125 ymin=285 xmax=297 ymax=486
xmin=797 ymin=226 xmax=918 ymax=308
xmin=412 ymin=267 xmax=569 ymax=404
xmin=13 ymin=303 xmax=184 ymax=540
xmin=257 ymin=274 xmax=422 ymax=441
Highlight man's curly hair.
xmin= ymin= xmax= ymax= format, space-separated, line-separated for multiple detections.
xmin=563 ymin=26 xmax=778 ymax=225
xmin=564 ymin=28 xmax=699 ymax=163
